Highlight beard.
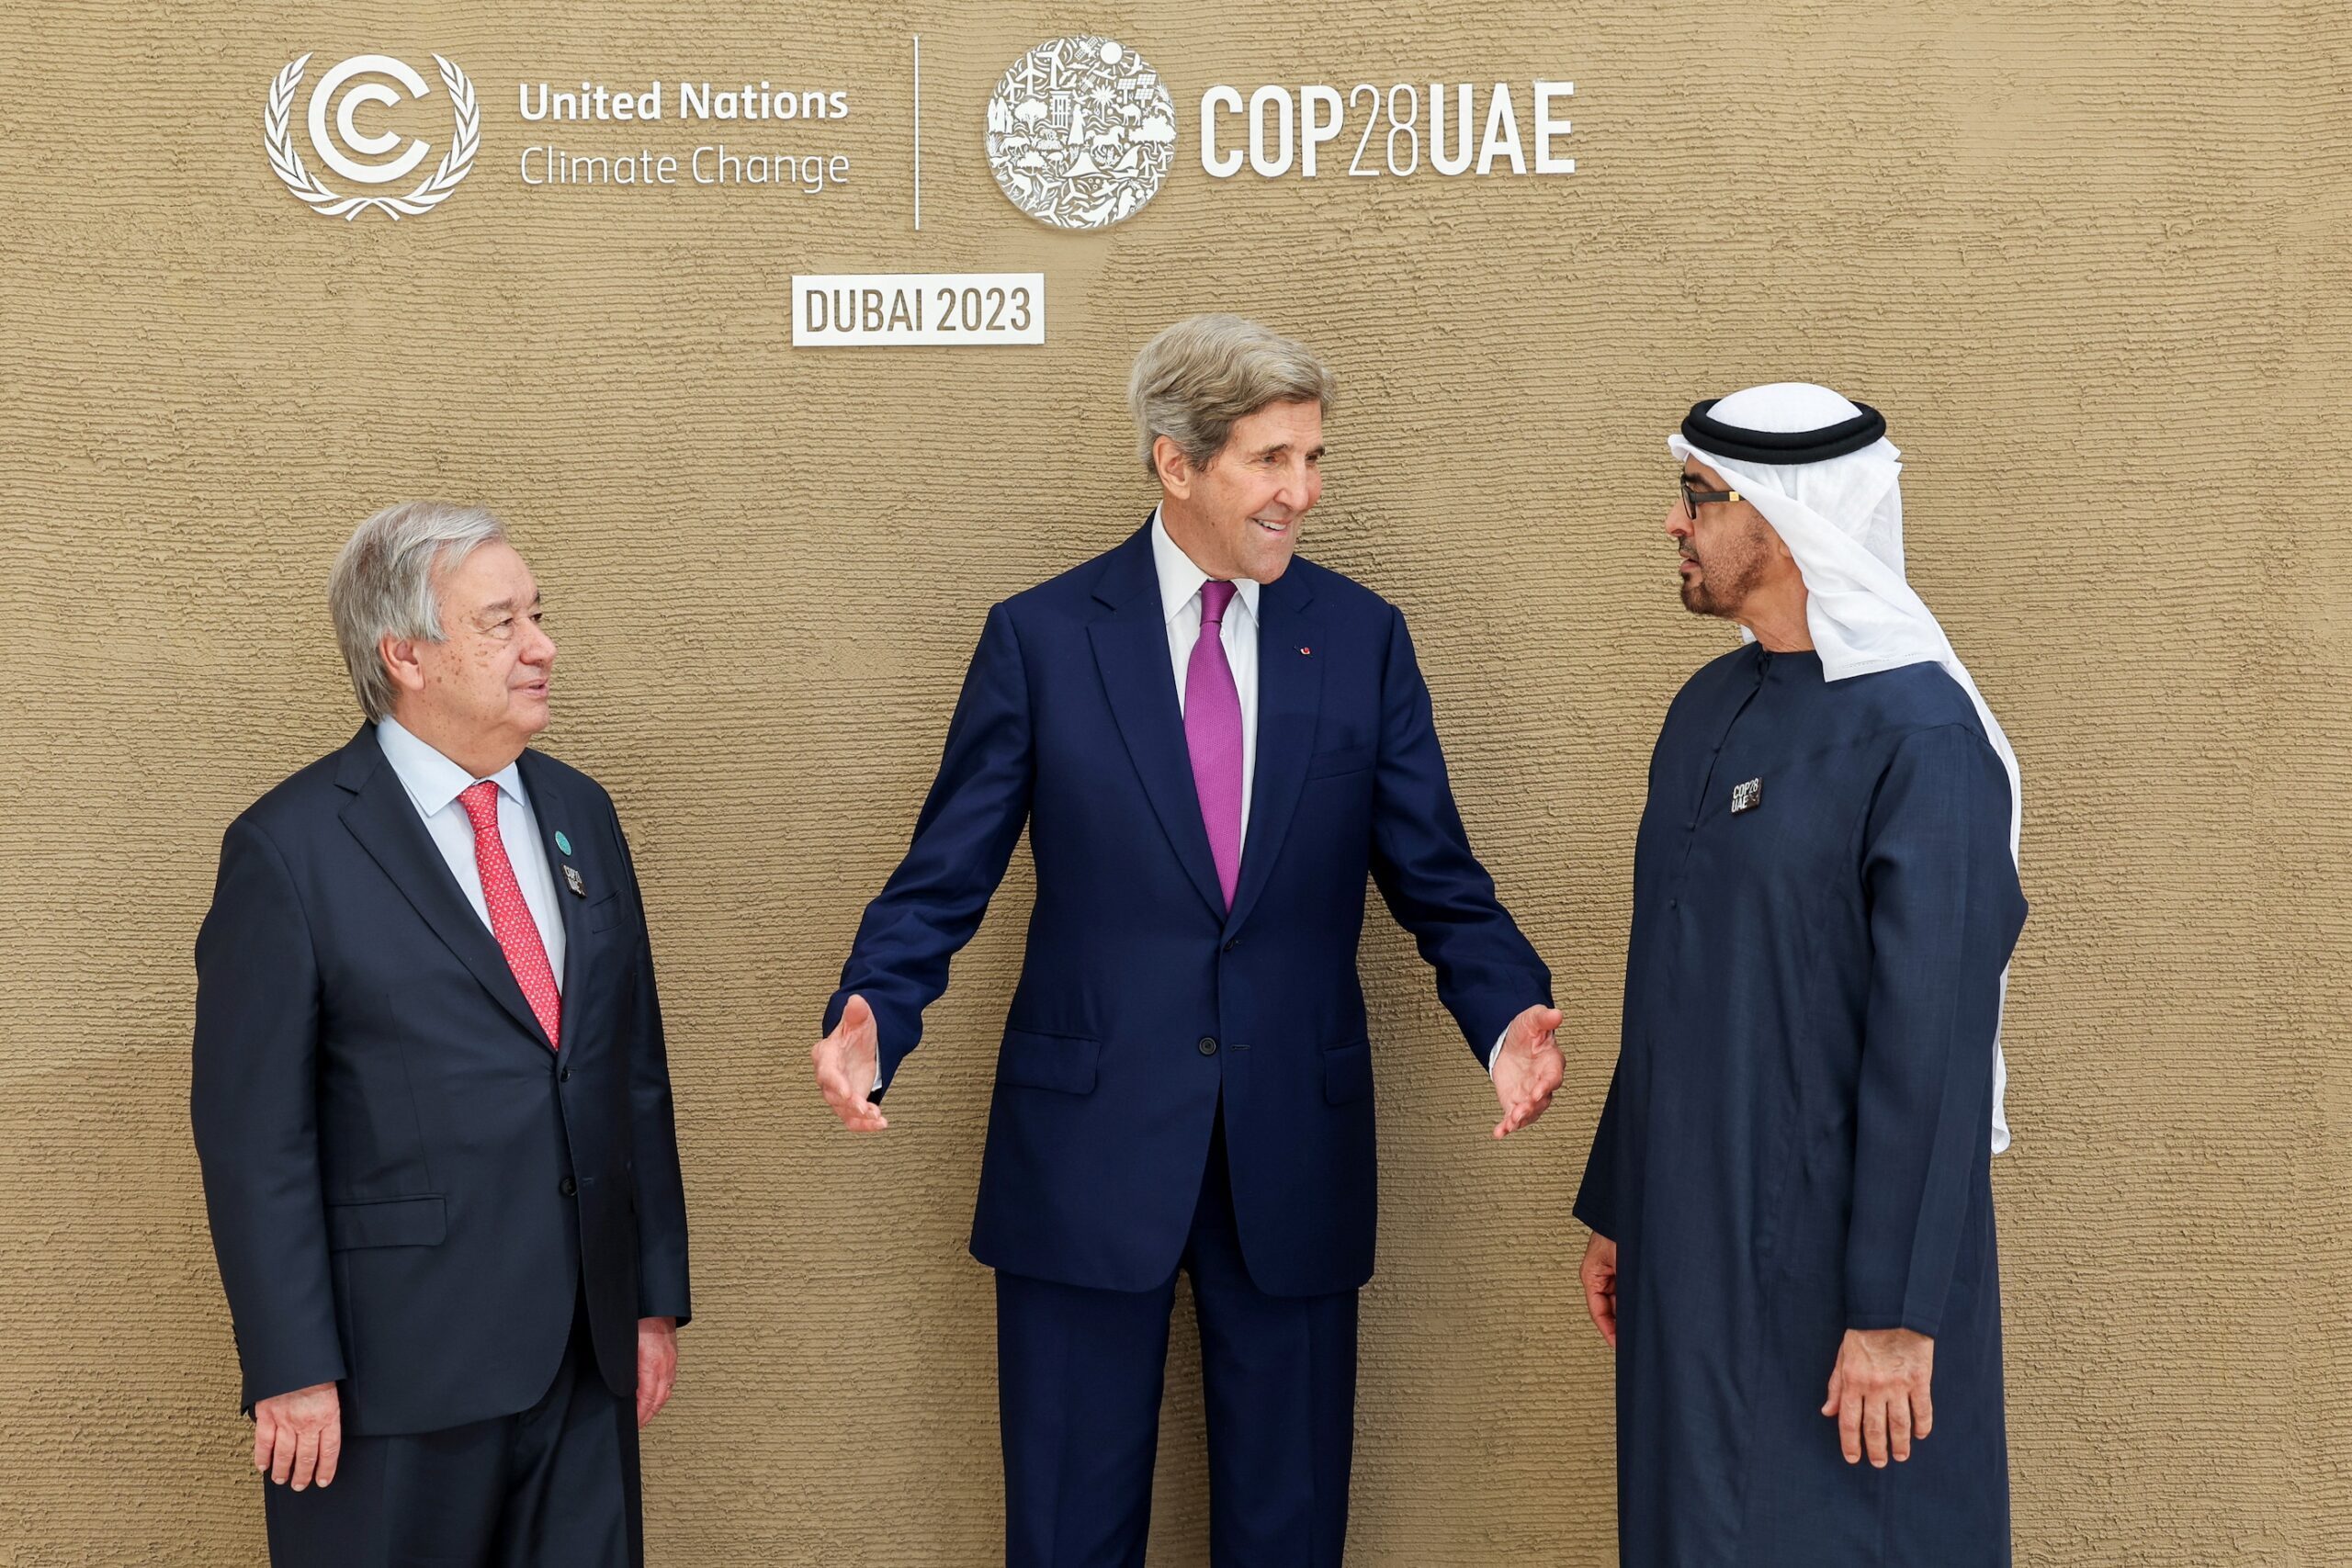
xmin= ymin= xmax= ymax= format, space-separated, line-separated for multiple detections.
xmin=1678 ymin=526 xmax=1770 ymax=619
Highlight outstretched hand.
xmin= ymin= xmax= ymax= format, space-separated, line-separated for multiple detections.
xmin=1491 ymin=1003 xmax=1565 ymax=1138
xmin=812 ymin=994 xmax=888 ymax=1132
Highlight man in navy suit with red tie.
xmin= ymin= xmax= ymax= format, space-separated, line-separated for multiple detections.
xmin=192 ymin=502 xmax=690 ymax=1567
xmin=810 ymin=315 xmax=1563 ymax=1565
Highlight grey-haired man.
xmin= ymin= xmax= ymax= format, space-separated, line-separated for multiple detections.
xmin=192 ymin=502 xmax=689 ymax=1567
xmin=809 ymin=317 xmax=1560 ymax=1565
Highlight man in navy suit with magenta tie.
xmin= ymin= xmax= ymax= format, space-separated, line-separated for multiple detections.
xmin=810 ymin=315 xmax=1564 ymax=1565
xmin=191 ymin=502 xmax=690 ymax=1566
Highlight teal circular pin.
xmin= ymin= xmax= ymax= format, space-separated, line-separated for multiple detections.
xmin=554 ymin=831 xmax=572 ymax=854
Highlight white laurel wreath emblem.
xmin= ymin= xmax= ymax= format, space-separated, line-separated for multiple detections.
xmin=264 ymin=53 xmax=479 ymax=220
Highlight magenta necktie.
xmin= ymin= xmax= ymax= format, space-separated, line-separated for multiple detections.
xmin=1186 ymin=580 xmax=1245 ymax=908
xmin=458 ymin=781 xmax=562 ymax=1049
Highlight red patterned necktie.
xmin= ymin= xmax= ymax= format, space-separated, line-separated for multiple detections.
xmin=458 ymin=780 xmax=561 ymax=1049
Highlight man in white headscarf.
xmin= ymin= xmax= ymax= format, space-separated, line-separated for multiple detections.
xmin=1573 ymin=384 xmax=2027 ymax=1565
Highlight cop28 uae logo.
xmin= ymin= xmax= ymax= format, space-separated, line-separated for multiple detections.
xmin=264 ymin=53 xmax=479 ymax=220
xmin=985 ymin=36 xmax=1175 ymax=231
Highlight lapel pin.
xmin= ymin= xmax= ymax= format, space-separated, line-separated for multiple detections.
xmin=1299 ymin=646 xmax=1312 ymax=656
xmin=1730 ymin=778 xmax=1763 ymax=815
xmin=563 ymin=865 xmax=587 ymax=897
xmin=554 ymin=830 xmax=572 ymax=855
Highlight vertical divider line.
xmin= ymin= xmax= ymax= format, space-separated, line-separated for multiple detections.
xmin=912 ymin=34 xmax=922 ymax=231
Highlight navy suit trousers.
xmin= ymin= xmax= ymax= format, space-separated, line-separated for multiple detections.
xmin=996 ymin=1106 xmax=1358 ymax=1568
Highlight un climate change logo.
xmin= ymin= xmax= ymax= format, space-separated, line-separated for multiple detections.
xmin=986 ymin=36 xmax=1175 ymax=231
xmin=265 ymin=52 xmax=479 ymax=220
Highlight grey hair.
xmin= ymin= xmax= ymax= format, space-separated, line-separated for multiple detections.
xmin=1129 ymin=314 xmax=1336 ymax=479
xmin=328 ymin=500 xmax=508 ymax=721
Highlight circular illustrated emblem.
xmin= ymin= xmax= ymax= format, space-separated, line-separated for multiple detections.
xmin=264 ymin=52 xmax=479 ymax=220
xmin=985 ymin=36 xmax=1175 ymax=231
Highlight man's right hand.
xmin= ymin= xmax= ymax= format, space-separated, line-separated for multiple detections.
xmin=253 ymin=1381 xmax=341 ymax=1490
xmin=811 ymin=994 xmax=888 ymax=1132
xmin=1579 ymin=1231 xmax=1619 ymax=1349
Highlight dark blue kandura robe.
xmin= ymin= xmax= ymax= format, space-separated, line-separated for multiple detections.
xmin=1575 ymin=643 xmax=2026 ymax=1567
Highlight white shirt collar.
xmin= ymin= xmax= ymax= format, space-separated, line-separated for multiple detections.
xmin=1149 ymin=506 xmax=1261 ymax=627
xmin=375 ymin=715 xmax=526 ymax=818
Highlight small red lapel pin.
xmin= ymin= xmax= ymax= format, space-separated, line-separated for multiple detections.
xmin=1299 ymin=645 xmax=1312 ymax=656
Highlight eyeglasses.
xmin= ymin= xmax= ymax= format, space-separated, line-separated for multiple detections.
xmin=1678 ymin=473 xmax=1740 ymax=523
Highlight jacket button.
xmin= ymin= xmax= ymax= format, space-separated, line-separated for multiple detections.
xmin=1198 ymin=1036 xmax=1218 ymax=1055
xmin=559 ymin=1064 xmax=571 ymax=1082
xmin=1222 ymin=937 xmax=1240 ymax=953
xmin=559 ymin=1176 xmax=577 ymax=1197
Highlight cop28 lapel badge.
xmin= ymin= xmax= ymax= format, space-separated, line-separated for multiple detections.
xmin=1730 ymin=777 xmax=1764 ymax=814
xmin=266 ymin=53 xmax=480 ymax=220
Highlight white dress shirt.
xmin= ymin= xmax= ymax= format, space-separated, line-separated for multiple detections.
xmin=374 ymin=716 xmax=567 ymax=989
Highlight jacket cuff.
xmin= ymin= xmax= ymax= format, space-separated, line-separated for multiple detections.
xmin=241 ymin=1348 xmax=347 ymax=1413
xmin=1570 ymin=1187 xmax=1615 ymax=1242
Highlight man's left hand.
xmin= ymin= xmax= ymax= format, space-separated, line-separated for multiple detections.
xmin=637 ymin=1316 xmax=680 ymax=1428
xmin=1491 ymin=1004 xmax=1565 ymax=1139
xmin=1821 ymin=1326 xmax=1934 ymax=1467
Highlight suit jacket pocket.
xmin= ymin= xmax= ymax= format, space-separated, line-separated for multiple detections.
xmin=1306 ymin=745 xmax=1376 ymax=780
xmin=324 ymin=1194 xmax=447 ymax=1251
xmin=996 ymin=1029 xmax=1101 ymax=1095
xmin=584 ymin=890 xmax=628 ymax=932
xmin=1320 ymin=1037 xmax=1374 ymax=1105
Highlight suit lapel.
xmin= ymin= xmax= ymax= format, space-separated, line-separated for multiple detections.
xmin=515 ymin=749 xmax=586 ymax=1003
xmin=1089 ymin=525 xmax=1228 ymax=920
xmin=334 ymin=728 xmax=553 ymax=1050
xmin=1225 ymin=569 xmax=1322 ymax=937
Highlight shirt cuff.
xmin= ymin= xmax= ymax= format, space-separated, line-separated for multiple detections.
xmin=1487 ymin=1026 xmax=1509 ymax=1076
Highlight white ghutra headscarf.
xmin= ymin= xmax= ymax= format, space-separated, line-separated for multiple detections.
xmin=1670 ymin=382 xmax=2021 ymax=1154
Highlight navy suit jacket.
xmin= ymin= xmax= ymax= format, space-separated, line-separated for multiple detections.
xmin=191 ymin=730 xmax=690 ymax=1436
xmin=825 ymin=520 xmax=1550 ymax=1297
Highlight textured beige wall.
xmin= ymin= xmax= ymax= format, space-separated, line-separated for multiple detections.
xmin=2 ymin=1 xmax=2346 ymax=1562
